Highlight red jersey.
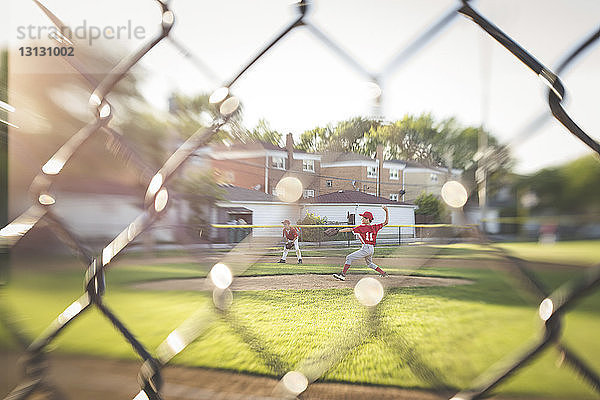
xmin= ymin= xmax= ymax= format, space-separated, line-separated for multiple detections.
xmin=283 ymin=227 xmax=298 ymax=240
xmin=353 ymin=223 xmax=383 ymax=245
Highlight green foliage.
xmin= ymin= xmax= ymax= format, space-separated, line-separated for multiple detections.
xmin=414 ymin=192 xmax=446 ymax=222
xmin=296 ymin=114 xmax=509 ymax=175
xmin=247 ymin=119 xmax=283 ymax=146
xmin=520 ymin=154 xmax=600 ymax=214
xmin=297 ymin=117 xmax=381 ymax=154
xmin=175 ymin=170 xmax=226 ymax=229
xmin=296 ymin=213 xmax=328 ymax=242
xmin=167 ymin=92 xmax=246 ymax=144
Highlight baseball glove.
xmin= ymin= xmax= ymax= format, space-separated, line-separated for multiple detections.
xmin=285 ymin=241 xmax=295 ymax=249
xmin=323 ymin=227 xmax=339 ymax=237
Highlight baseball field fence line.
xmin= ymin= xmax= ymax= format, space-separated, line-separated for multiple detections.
xmin=1 ymin=1 xmax=600 ymax=400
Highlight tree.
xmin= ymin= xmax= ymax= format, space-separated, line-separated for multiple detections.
xmin=166 ymin=92 xmax=245 ymax=146
xmin=297 ymin=126 xmax=333 ymax=152
xmin=175 ymin=170 xmax=226 ymax=229
xmin=414 ymin=192 xmax=446 ymax=222
xmin=520 ymin=154 xmax=600 ymax=214
xmin=296 ymin=213 xmax=328 ymax=242
xmin=247 ymin=119 xmax=283 ymax=146
xmin=297 ymin=117 xmax=381 ymax=153
xmin=296 ymin=113 xmax=508 ymax=172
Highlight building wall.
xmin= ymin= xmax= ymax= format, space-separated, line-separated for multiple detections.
xmin=380 ymin=165 xmax=405 ymax=202
xmin=211 ymin=157 xmax=266 ymax=191
xmin=216 ymin=201 xmax=303 ymax=237
xmin=319 ymin=165 xmax=378 ymax=195
xmin=52 ymin=193 xmax=186 ymax=243
xmin=403 ymin=170 xmax=447 ymax=203
xmin=320 ymin=164 xmax=406 ymax=201
xmin=302 ymin=204 xmax=416 ymax=236
xmin=267 ymin=155 xmax=321 ymax=196
xmin=211 ymin=154 xmax=321 ymax=196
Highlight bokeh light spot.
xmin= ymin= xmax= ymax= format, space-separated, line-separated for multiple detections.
xmin=539 ymin=298 xmax=554 ymax=321
xmin=210 ymin=263 xmax=233 ymax=289
xmin=354 ymin=277 xmax=384 ymax=307
xmin=441 ymin=180 xmax=468 ymax=208
xmin=275 ymin=177 xmax=303 ymax=202
xmin=209 ymin=87 xmax=229 ymax=104
xmin=219 ymin=96 xmax=239 ymax=115
xmin=282 ymin=371 xmax=308 ymax=395
xmin=154 ymin=188 xmax=169 ymax=212
xmin=38 ymin=194 xmax=56 ymax=205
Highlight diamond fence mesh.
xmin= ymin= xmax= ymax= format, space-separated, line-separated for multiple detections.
xmin=1 ymin=1 xmax=599 ymax=399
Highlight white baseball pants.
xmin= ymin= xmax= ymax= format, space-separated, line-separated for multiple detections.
xmin=282 ymin=238 xmax=301 ymax=261
xmin=345 ymin=244 xmax=379 ymax=270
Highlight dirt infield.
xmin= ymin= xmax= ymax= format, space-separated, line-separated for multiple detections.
xmin=0 ymin=352 xmax=555 ymax=400
xmin=131 ymin=274 xmax=473 ymax=292
xmin=0 ymin=352 xmax=453 ymax=400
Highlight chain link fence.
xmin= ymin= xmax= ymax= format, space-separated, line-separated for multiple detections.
xmin=1 ymin=0 xmax=599 ymax=399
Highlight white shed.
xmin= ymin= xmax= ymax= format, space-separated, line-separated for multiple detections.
xmin=213 ymin=185 xmax=302 ymax=238
xmin=302 ymin=191 xmax=417 ymax=238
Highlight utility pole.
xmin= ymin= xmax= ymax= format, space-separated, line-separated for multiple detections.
xmin=1 ymin=49 xmax=9 ymax=283
xmin=477 ymin=126 xmax=488 ymax=232
xmin=477 ymin=31 xmax=492 ymax=233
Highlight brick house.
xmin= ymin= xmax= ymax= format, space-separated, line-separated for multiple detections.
xmin=208 ymin=134 xmax=321 ymax=198
xmin=319 ymin=152 xmax=405 ymax=199
xmin=320 ymin=146 xmax=462 ymax=203
xmin=400 ymin=161 xmax=462 ymax=203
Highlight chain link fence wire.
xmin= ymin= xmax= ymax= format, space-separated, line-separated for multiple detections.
xmin=1 ymin=0 xmax=600 ymax=399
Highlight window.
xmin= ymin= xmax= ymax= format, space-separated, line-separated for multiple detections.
xmin=430 ymin=173 xmax=438 ymax=182
xmin=272 ymin=156 xmax=285 ymax=170
xmin=390 ymin=193 xmax=399 ymax=201
xmin=326 ymin=180 xmax=333 ymax=187
xmin=367 ymin=166 xmax=378 ymax=178
xmin=389 ymin=168 xmax=399 ymax=180
xmin=303 ymin=189 xmax=315 ymax=198
xmin=302 ymin=159 xmax=315 ymax=172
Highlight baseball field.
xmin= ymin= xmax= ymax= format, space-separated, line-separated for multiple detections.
xmin=1 ymin=240 xmax=599 ymax=399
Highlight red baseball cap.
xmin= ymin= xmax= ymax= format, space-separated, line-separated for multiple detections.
xmin=281 ymin=219 xmax=291 ymax=224
xmin=359 ymin=211 xmax=373 ymax=221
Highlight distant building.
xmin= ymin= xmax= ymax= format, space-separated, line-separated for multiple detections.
xmin=302 ymin=190 xmax=417 ymax=238
xmin=397 ymin=160 xmax=462 ymax=203
xmin=208 ymin=134 xmax=321 ymax=198
xmin=211 ymin=184 xmax=302 ymax=240
xmin=320 ymin=146 xmax=461 ymax=203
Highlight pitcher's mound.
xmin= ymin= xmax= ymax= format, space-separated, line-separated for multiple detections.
xmin=132 ymin=274 xmax=472 ymax=292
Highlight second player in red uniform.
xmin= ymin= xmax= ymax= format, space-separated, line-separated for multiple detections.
xmin=333 ymin=206 xmax=388 ymax=280
xmin=279 ymin=219 xmax=302 ymax=264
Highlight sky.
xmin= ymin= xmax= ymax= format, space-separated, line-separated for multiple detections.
xmin=4 ymin=0 xmax=600 ymax=174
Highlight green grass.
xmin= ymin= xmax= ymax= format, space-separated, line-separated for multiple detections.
xmin=1 ymin=246 xmax=599 ymax=399
xmin=495 ymin=240 xmax=600 ymax=267
xmin=294 ymin=239 xmax=600 ymax=267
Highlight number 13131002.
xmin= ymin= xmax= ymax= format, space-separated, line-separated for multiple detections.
xmin=19 ymin=47 xmax=74 ymax=56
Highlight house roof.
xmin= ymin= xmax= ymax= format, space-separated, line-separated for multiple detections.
xmin=321 ymin=153 xmax=449 ymax=171
xmin=212 ymin=140 xmax=312 ymax=155
xmin=303 ymin=190 xmax=412 ymax=205
xmin=219 ymin=184 xmax=279 ymax=202
xmin=320 ymin=152 xmax=373 ymax=163
xmin=386 ymin=159 xmax=427 ymax=168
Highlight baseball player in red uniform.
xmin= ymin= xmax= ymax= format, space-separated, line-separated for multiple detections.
xmin=333 ymin=205 xmax=388 ymax=280
xmin=279 ymin=219 xmax=302 ymax=264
